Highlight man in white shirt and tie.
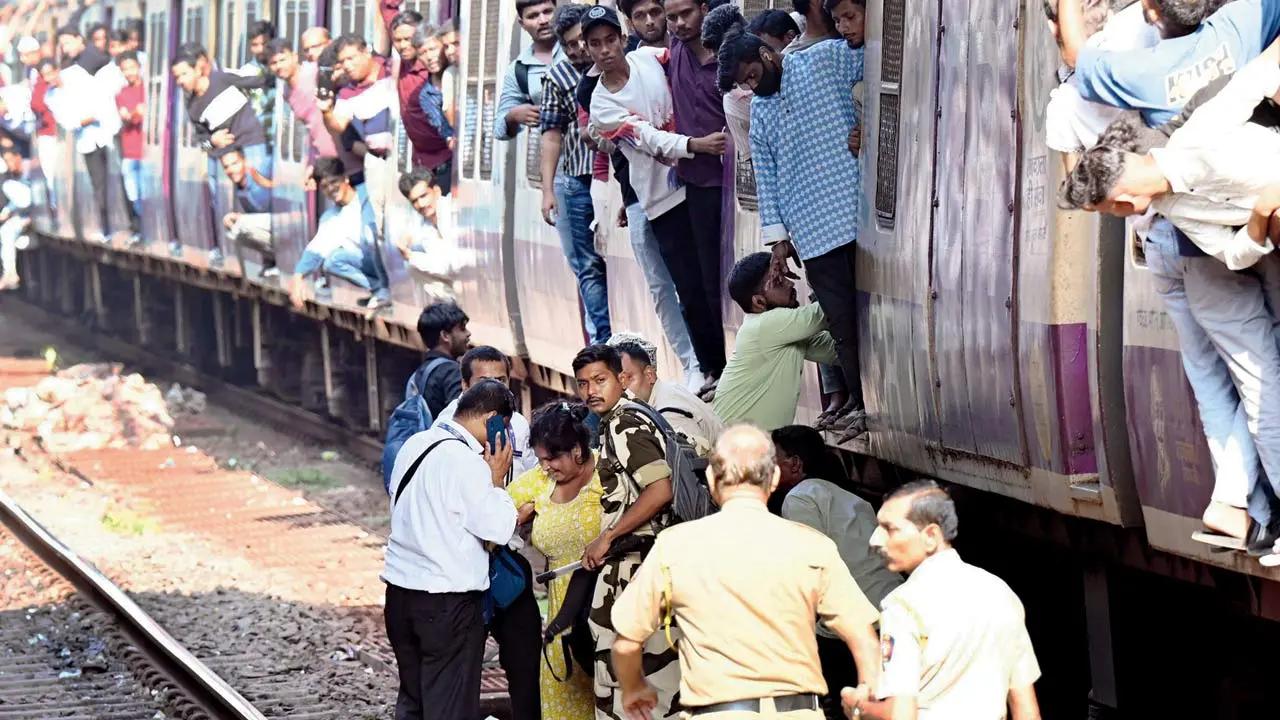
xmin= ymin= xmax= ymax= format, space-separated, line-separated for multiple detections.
xmin=383 ymin=380 xmax=518 ymax=720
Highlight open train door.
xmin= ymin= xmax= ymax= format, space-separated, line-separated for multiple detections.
xmin=171 ymin=0 xmax=219 ymax=265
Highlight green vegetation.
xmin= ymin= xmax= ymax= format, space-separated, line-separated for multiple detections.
xmin=101 ymin=508 xmax=154 ymax=536
xmin=269 ymin=467 xmax=343 ymax=490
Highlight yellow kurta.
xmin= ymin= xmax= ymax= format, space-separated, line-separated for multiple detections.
xmin=508 ymin=464 xmax=603 ymax=720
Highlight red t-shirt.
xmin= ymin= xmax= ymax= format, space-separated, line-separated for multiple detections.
xmin=115 ymin=82 xmax=145 ymax=159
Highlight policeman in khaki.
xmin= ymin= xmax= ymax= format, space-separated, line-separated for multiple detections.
xmin=610 ymin=425 xmax=882 ymax=720
xmin=843 ymin=482 xmax=1041 ymax=720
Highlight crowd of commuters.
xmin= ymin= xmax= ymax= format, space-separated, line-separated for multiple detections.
xmin=1052 ymin=0 xmax=1280 ymax=563
xmin=385 ymin=297 xmax=1042 ymax=720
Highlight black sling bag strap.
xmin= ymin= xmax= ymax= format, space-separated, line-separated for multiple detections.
xmin=392 ymin=437 xmax=463 ymax=506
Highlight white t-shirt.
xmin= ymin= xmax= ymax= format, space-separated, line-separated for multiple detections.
xmin=589 ymin=47 xmax=693 ymax=220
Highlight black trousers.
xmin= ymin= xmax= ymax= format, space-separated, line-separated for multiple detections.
xmin=488 ymin=552 xmax=542 ymax=720
xmin=816 ymin=634 xmax=859 ymax=720
xmin=649 ymin=200 xmax=727 ymax=377
xmin=683 ymin=184 xmax=725 ymax=336
xmin=804 ymin=243 xmax=864 ymax=409
xmin=384 ymin=585 xmax=485 ymax=720
xmin=82 ymin=146 xmax=111 ymax=235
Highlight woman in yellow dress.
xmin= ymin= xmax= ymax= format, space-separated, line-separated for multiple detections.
xmin=507 ymin=401 xmax=602 ymax=720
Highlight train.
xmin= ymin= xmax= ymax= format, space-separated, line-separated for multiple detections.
xmin=13 ymin=0 xmax=1280 ymax=617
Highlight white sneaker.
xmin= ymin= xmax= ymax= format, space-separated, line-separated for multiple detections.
xmin=260 ymin=266 xmax=281 ymax=279
xmin=684 ymin=369 xmax=707 ymax=394
xmin=14 ymin=235 xmax=29 ymax=250
xmin=89 ymin=232 xmax=108 ymax=244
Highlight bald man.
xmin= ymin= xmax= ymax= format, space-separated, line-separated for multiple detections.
xmin=301 ymin=27 xmax=331 ymax=64
xmin=611 ymin=425 xmax=882 ymax=720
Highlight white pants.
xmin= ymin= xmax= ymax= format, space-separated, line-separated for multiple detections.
xmin=1145 ymin=235 xmax=1259 ymax=511
xmin=0 ymin=215 xmax=24 ymax=280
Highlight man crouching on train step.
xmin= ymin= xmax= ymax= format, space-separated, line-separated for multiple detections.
xmin=572 ymin=343 xmax=683 ymax=720
xmin=611 ymin=425 xmax=881 ymax=720
xmin=219 ymin=148 xmax=276 ymax=279
xmin=843 ymin=481 xmax=1042 ymax=720
xmin=382 ymin=381 xmax=519 ymax=720
xmin=714 ymin=253 xmax=839 ymax=432
xmin=288 ymin=158 xmax=390 ymax=311
xmin=719 ymin=4 xmax=868 ymax=441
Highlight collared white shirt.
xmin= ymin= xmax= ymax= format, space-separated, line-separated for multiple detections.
xmin=46 ymin=64 xmax=121 ymax=155
xmin=876 ymin=549 xmax=1039 ymax=718
xmin=434 ymin=398 xmax=538 ymax=478
xmin=381 ymin=420 xmax=517 ymax=593
xmin=1149 ymin=52 xmax=1280 ymax=270
xmin=647 ymin=379 xmax=724 ymax=448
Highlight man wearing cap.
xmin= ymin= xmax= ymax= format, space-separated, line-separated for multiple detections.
xmin=611 ymin=425 xmax=882 ymax=720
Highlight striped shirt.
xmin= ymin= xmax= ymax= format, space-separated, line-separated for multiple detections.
xmin=540 ymin=59 xmax=594 ymax=178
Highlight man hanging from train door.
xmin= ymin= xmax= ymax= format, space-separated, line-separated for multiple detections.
xmin=383 ymin=2 xmax=453 ymax=194
xmin=719 ymin=1 xmax=870 ymax=442
xmin=496 ymin=0 xmax=563 ymax=142
xmin=1050 ymin=0 xmax=1280 ymax=554
xmin=219 ymin=146 xmax=277 ymax=280
xmin=584 ymin=6 xmax=729 ymax=394
xmin=266 ymin=39 xmax=340 ymax=163
xmin=539 ymin=3 xmax=612 ymax=345
xmin=171 ymin=42 xmax=274 ymax=266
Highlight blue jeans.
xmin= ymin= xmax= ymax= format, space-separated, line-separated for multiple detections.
xmin=554 ymin=174 xmax=610 ymax=343
xmin=326 ymin=245 xmax=390 ymax=299
xmin=625 ymin=202 xmax=698 ymax=376
xmin=121 ymin=157 xmax=144 ymax=223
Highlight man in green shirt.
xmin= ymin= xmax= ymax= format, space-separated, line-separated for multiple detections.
xmin=713 ymin=252 xmax=839 ymax=431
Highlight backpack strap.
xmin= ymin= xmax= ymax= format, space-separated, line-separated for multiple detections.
xmin=657 ymin=406 xmax=694 ymax=420
xmin=392 ymin=436 xmax=464 ymax=506
xmin=407 ymin=356 xmax=455 ymax=403
xmin=515 ymin=60 xmax=531 ymax=100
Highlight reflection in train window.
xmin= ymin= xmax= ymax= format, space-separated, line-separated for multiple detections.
xmin=525 ymin=128 xmax=542 ymax=188
xmin=875 ymin=0 xmax=904 ymax=229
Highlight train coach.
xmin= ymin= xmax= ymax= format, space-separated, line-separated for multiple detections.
xmin=12 ymin=0 xmax=1280 ymax=651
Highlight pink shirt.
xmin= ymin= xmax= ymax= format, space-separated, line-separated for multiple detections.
xmin=284 ymin=62 xmax=339 ymax=159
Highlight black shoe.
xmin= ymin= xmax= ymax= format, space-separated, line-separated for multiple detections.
xmin=1245 ymin=519 xmax=1280 ymax=557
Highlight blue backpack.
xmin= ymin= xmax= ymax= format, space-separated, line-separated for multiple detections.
xmin=381 ymin=357 xmax=453 ymax=493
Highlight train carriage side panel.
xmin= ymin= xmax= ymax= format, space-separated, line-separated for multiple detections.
xmin=138 ymin=0 xmax=178 ymax=252
xmin=450 ymin=0 xmax=524 ymax=357
xmin=859 ymin=0 xmax=941 ymax=462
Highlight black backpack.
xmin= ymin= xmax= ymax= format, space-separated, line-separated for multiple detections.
xmin=602 ymin=402 xmax=715 ymax=526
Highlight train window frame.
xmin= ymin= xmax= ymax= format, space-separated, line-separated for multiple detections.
xmin=525 ymin=127 xmax=542 ymax=189
xmin=460 ymin=0 xmax=486 ymax=180
xmin=874 ymin=0 xmax=905 ymax=230
xmin=477 ymin=0 xmax=502 ymax=181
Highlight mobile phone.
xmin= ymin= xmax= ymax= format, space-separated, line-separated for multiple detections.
xmin=485 ymin=415 xmax=509 ymax=451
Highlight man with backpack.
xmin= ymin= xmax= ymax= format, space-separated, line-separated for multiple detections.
xmin=572 ymin=344 xmax=684 ymax=719
xmin=496 ymin=0 xmax=563 ymax=141
xmin=381 ymin=301 xmax=470 ymax=492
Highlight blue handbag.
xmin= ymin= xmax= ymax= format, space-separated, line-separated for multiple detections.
xmin=484 ymin=545 xmax=528 ymax=624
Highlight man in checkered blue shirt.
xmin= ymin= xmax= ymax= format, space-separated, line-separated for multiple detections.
xmin=538 ymin=3 xmax=612 ymax=343
xmin=720 ymin=0 xmax=868 ymax=437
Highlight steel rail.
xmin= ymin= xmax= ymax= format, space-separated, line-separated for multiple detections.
xmin=0 ymin=489 xmax=268 ymax=720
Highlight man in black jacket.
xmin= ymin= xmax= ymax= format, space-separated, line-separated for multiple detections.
xmin=171 ymin=42 xmax=274 ymax=265
xmin=412 ymin=301 xmax=472 ymax=418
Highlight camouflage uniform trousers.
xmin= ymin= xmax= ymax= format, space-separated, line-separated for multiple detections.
xmin=589 ymin=551 xmax=682 ymax=720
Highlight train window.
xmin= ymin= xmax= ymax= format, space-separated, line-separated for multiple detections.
xmin=397 ymin=124 xmax=412 ymax=174
xmin=874 ymin=0 xmax=905 ymax=228
xmin=353 ymin=0 xmax=368 ymax=39
xmin=740 ymin=0 xmax=772 ymax=15
xmin=460 ymin=0 xmax=486 ymax=179
xmin=525 ymin=128 xmax=542 ymax=188
xmin=735 ymin=157 xmax=758 ymax=211
xmin=477 ymin=0 xmax=502 ymax=181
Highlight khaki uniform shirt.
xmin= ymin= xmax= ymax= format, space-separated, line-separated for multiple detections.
xmin=611 ymin=498 xmax=879 ymax=708
xmin=876 ymin=549 xmax=1040 ymax=719
xmin=598 ymin=394 xmax=674 ymax=538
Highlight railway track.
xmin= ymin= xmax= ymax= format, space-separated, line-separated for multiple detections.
xmin=0 ymin=491 xmax=265 ymax=720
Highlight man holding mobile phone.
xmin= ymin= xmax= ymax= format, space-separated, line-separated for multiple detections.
xmin=383 ymin=381 xmax=519 ymax=720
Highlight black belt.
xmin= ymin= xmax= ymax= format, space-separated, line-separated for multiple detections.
xmin=690 ymin=694 xmax=820 ymax=716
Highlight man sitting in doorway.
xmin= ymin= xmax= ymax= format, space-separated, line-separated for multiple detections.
xmin=219 ymin=147 xmax=276 ymax=279
xmin=289 ymin=158 xmax=389 ymax=310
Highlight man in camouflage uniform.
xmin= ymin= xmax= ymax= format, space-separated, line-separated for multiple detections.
xmin=573 ymin=344 xmax=682 ymax=720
